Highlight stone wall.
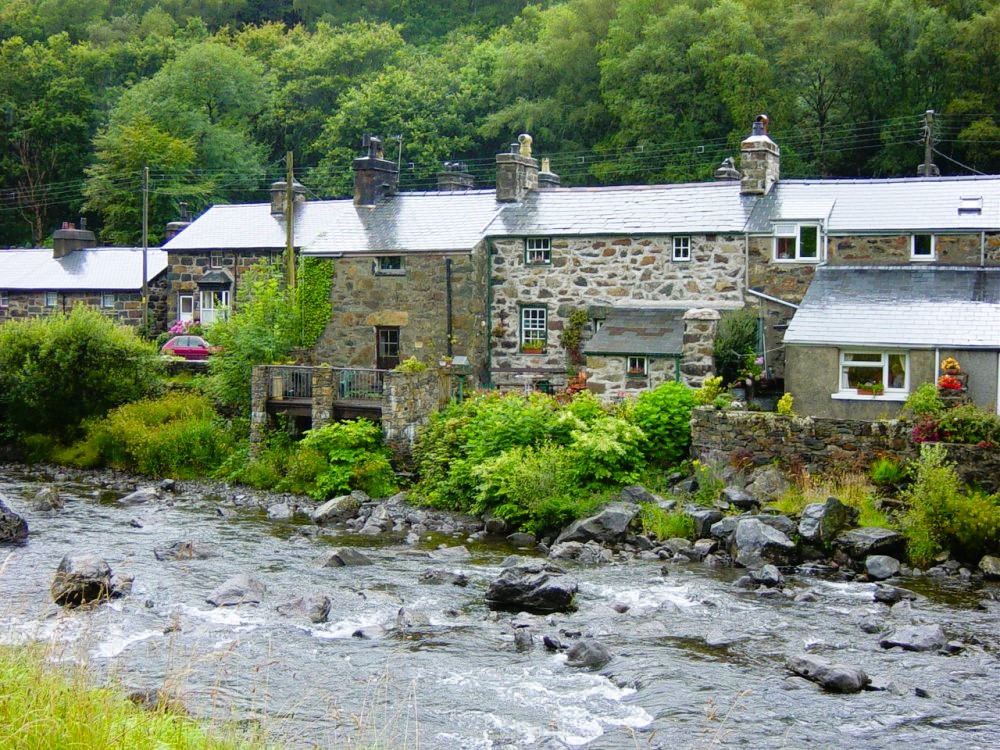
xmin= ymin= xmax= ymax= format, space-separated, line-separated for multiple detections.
xmin=0 ymin=287 xmax=165 ymax=328
xmin=381 ymin=369 xmax=451 ymax=458
xmin=690 ymin=407 xmax=1000 ymax=490
xmin=490 ymin=234 xmax=744 ymax=390
xmin=584 ymin=355 xmax=680 ymax=397
xmin=164 ymin=248 xmax=279 ymax=328
xmin=313 ymin=251 xmax=487 ymax=383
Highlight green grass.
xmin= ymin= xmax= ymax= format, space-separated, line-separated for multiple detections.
xmin=640 ymin=503 xmax=696 ymax=540
xmin=0 ymin=644 xmax=264 ymax=750
xmin=772 ymin=471 xmax=897 ymax=530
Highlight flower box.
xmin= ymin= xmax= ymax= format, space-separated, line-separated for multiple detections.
xmin=520 ymin=339 xmax=545 ymax=354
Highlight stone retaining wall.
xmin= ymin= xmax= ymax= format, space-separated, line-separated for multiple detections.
xmin=382 ymin=369 xmax=451 ymax=459
xmin=690 ymin=407 xmax=1000 ymax=490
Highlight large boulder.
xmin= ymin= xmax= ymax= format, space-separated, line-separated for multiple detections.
xmin=0 ymin=496 xmax=28 ymax=545
xmin=311 ymin=493 xmax=362 ymax=525
xmin=314 ymin=548 xmax=374 ymax=567
xmin=979 ymin=555 xmax=1000 ymax=580
xmin=548 ymin=540 xmax=613 ymax=565
xmin=555 ymin=503 xmax=639 ymax=545
xmin=745 ymin=466 xmax=790 ymax=504
xmin=118 ymin=487 xmax=160 ymax=506
xmin=834 ymin=527 xmax=905 ymax=559
xmin=866 ymin=555 xmax=901 ymax=581
xmin=879 ymin=624 xmax=947 ymax=652
xmin=565 ymin=639 xmax=612 ymax=669
xmin=485 ymin=562 xmax=578 ymax=613
xmin=153 ymin=541 xmax=220 ymax=561
xmin=51 ymin=553 xmax=113 ymax=607
xmin=276 ymin=595 xmax=331 ymax=624
xmin=798 ymin=498 xmax=859 ymax=544
xmin=732 ymin=518 xmax=797 ymax=569
xmin=721 ymin=486 xmax=758 ymax=511
xmin=786 ymin=655 xmax=870 ymax=693
xmin=205 ymin=574 xmax=265 ymax=606
xmin=684 ymin=506 xmax=723 ymax=539
xmin=31 ymin=486 xmax=65 ymax=512
xmin=709 ymin=515 xmax=740 ymax=546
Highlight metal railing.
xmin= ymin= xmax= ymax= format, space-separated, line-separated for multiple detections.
xmin=269 ymin=365 xmax=313 ymax=400
xmin=335 ymin=367 xmax=387 ymax=401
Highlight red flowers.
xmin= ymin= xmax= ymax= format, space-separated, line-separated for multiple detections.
xmin=937 ymin=375 xmax=962 ymax=390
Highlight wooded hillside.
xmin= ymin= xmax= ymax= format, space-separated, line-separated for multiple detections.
xmin=2 ymin=0 xmax=999 ymax=246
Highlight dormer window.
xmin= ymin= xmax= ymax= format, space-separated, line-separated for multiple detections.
xmin=959 ymin=196 xmax=983 ymax=215
xmin=773 ymin=223 xmax=820 ymax=262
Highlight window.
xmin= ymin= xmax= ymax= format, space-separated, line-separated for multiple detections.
xmin=209 ymin=251 xmax=223 ymax=269
xmin=672 ymin=236 xmax=691 ymax=262
xmin=525 ymin=237 xmax=551 ymax=265
xmin=178 ymin=294 xmax=194 ymax=322
xmin=627 ymin=356 xmax=648 ymax=377
xmin=773 ymin=223 xmax=820 ymax=261
xmin=375 ymin=256 xmax=404 ymax=275
xmin=911 ymin=234 xmax=935 ymax=260
xmin=520 ymin=306 xmax=547 ymax=351
xmin=0 ymin=291 xmax=8 ymax=307
xmin=44 ymin=292 xmax=57 ymax=307
xmin=839 ymin=351 xmax=908 ymax=393
xmin=376 ymin=326 xmax=400 ymax=370
xmin=101 ymin=293 xmax=116 ymax=309
xmin=199 ymin=290 xmax=230 ymax=324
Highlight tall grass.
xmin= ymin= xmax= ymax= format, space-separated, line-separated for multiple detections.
xmin=772 ymin=470 xmax=894 ymax=529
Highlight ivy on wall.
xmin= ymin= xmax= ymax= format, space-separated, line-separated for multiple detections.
xmin=296 ymin=258 xmax=334 ymax=346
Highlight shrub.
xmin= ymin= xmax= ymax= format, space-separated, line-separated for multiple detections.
xmin=640 ymin=504 xmax=695 ymax=541
xmin=298 ymin=419 xmax=397 ymax=499
xmin=566 ymin=416 xmax=646 ymax=487
xmin=902 ymin=382 xmax=944 ymax=419
xmin=689 ymin=459 xmax=726 ymax=507
xmin=632 ymin=381 xmax=697 ymax=466
xmin=394 ymin=356 xmax=427 ymax=373
xmin=934 ymin=404 xmax=1000 ymax=445
xmin=0 ymin=306 xmax=162 ymax=440
xmin=870 ymin=456 xmax=907 ymax=488
xmin=776 ymin=393 xmax=794 ymax=416
xmin=694 ymin=375 xmax=724 ymax=406
xmin=714 ymin=307 xmax=759 ymax=384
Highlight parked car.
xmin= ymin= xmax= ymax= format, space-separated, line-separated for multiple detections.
xmin=160 ymin=335 xmax=220 ymax=361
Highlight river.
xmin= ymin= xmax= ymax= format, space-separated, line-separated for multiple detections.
xmin=1 ymin=464 xmax=998 ymax=749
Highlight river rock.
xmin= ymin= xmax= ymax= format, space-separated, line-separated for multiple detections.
xmin=554 ymin=503 xmax=638 ymax=545
xmin=709 ymin=515 xmax=739 ymax=545
xmin=866 ymin=555 xmax=901 ymax=580
xmin=205 ymin=574 xmax=265 ymax=606
xmin=430 ymin=545 xmax=471 ymax=561
xmin=834 ymin=527 xmax=905 ymax=559
xmin=873 ymin=583 xmax=917 ymax=605
xmin=721 ymin=486 xmax=758 ymax=510
xmin=617 ymin=485 xmax=658 ymax=504
xmin=565 ymin=639 xmax=612 ymax=669
xmin=51 ymin=553 xmax=113 ymax=607
xmin=359 ymin=504 xmax=392 ymax=535
xmin=733 ymin=518 xmax=798 ymax=568
xmin=420 ymin=568 xmax=469 ymax=586
xmin=485 ymin=562 xmax=578 ymax=613
xmin=745 ymin=465 xmax=790 ymax=503
xmin=880 ymin=624 xmax=948 ymax=652
xmin=311 ymin=493 xmax=362 ymax=525
xmin=153 ymin=541 xmax=220 ymax=561
xmin=684 ymin=506 xmax=723 ymax=539
xmin=118 ymin=487 xmax=159 ymax=506
xmin=396 ymin=607 xmax=431 ymax=629
xmin=798 ymin=497 xmax=859 ymax=544
xmin=548 ymin=540 xmax=613 ymax=565
xmin=786 ymin=654 xmax=870 ymax=693
xmin=756 ymin=514 xmax=797 ymax=538
xmin=979 ymin=555 xmax=1000 ymax=580
xmin=483 ymin=514 xmax=508 ymax=535
xmin=506 ymin=532 xmax=536 ymax=547
xmin=513 ymin=627 xmax=534 ymax=650
xmin=0 ymin=496 xmax=28 ymax=545
xmin=751 ymin=564 xmax=784 ymax=588
xmin=32 ymin=486 xmax=65 ymax=511
xmin=315 ymin=547 xmax=374 ymax=567
xmin=266 ymin=502 xmax=293 ymax=521
xmin=275 ymin=595 xmax=332 ymax=623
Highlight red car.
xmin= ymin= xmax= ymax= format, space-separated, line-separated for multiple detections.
xmin=160 ymin=335 xmax=219 ymax=361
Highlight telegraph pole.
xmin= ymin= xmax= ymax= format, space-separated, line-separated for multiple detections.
xmin=142 ymin=166 xmax=149 ymax=329
xmin=285 ymin=151 xmax=296 ymax=289
xmin=919 ymin=110 xmax=939 ymax=177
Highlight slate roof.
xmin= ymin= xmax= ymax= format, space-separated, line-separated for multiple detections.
xmin=0 ymin=247 xmax=167 ymax=291
xmin=784 ymin=266 xmax=1000 ymax=349
xmin=584 ymin=308 xmax=686 ymax=356
xmin=486 ymin=182 xmax=757 ymax=236
xmin=746 ymin=176 xmax=1000 ymax=233
xmin=163 ymin=201 xmax=345 ymax=251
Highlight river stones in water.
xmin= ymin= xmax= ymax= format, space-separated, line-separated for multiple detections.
xmin=118 ymin=487 xmax=160 ymax=506
xmin=396 ymin=607 xmax=431 ymax=629
xmin=833 ymin=527 xmax=905 ymax=559
xmin=732 ymin=518 xmax=798 ymax=569
xmin=548 ymin=540 xmax=613 ymax=565
xmin=315 ymin=547 xmax=374 ymax=567
xmin=276 ymin=595 xmax=331 ymax=623
xmin=506 ymin=532 xmax=536 ymax=547
xmin=721 ymin=486 xmax=758 ymax=511
xmin=430 ymin=545 xmax=471 ymax=561
xmin=565 ymin=639 xmax=612 ymax=669
xmin=684 ymin=506 xmax=723 ymax=540
xmin=31 ymin=486 xmax=65 ymax=512
xmin=554 ymin=503 xmax=639 ymax=545
xmin=786 ymin=654 xmax=870 ymax=693
xmin=979 ymin=555 xmax=1000 ymax=579
xmin=311 ymin=493 xmax=363 ymax=525
xmin=879 ymin=624 xmax=948 ymax=652
xmin=51 ymin=553 xmax=115 ymax=607
xmin=866 ymin=555 xmax=901 ymax=580
xmin=205 ymin=574 xmax=265 ymax=606
xmin=798 ymin=497 xmax=859 ymax=544
xmin=419 ymin=568 xmax=469 ymax=586
xmin=153 ymin=541 xmax=220 ymax=561
xmin=0 ymin=496 xmax=28 ymax=545
xmin=485 ymin=562 xmax=578 ymax=614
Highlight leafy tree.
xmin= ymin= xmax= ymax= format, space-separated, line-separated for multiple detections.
xmin=0 ymin=306 xmax=162 ymax=440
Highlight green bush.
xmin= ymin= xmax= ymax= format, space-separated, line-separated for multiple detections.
xmin=901 ymin=382 xmax=945 ymax=419
xmin=632 ymin=381 xmax=697 ymax=466
xmin=640 ymin=504 xmax=696 ymax=541
xmin=566 ymin=416 xmax=646 ymax=486
xmin=298 ymin=419 xmax=397 ymax=499
xmin=870 ymin=456 xmax=907 ymax=488
xmin=714 ymin=307 xmax=759 ymax=384
xmin=934 ymin=404 xmax=1000 ymax=445
xmin=694 ymin=375 xmax=724 ymax=406
xmin=0 ymin=306 xmax=162 ymax=440
xmin=901 ymin=443 xmax=1000 ymax=565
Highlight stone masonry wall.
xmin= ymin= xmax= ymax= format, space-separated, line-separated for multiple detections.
xmin=164 ymin=249 xmax=278 ymax=329
xmin=691 ymin=407 xmax=1000 ymax=491
xmin=381 ymin=369 xmax=451 ymax=459
xmin=314 ymin=251 xmax=487 ymax=383
xmin=490 ymin=234 xmax=744 ymax=390
xmin=0 ymin=287 xmax=165 ymax=328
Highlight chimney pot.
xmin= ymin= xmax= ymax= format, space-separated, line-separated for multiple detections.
xmin=740 ymin=114 xmax=780 ymax=195
xmin=353 ymin=135 xmax=399 ymax=205
xmin=496 ymin=135 xmax=540 ymax=202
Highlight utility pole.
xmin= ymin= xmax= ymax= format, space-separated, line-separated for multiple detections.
xmin=285 ymin=151 xmax=296 ymax=289
xmin=919 ymin=110 xmax=939 ymax=177
xmin=142 ymin=166 xmax=149 ymax=329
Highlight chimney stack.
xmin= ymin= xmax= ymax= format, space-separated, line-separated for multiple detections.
xmin=52 ymin=221 xmax=96 ymax=259
xmin=270 ymin=180 xmax=307 ymax=217
xmin=437 ymin=162 xmax=475 ymax=191
xmin=353 ymin=136 xmax=399 ymax=206
xmin=495 ymin=134 xmax=539 ymax=202
xmin=714 ymin=156 xmax=740 ymax=181
xmin=740 ymin=114 xmax=780 ymax=195
xmin=538 ymin=157 xmax=561 ymax=189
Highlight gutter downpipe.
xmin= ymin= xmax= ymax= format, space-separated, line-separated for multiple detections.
xmin=445 ymin=258 xmax=453 ymax=357
xmin=485 ymin=239 xmax=493 ymax=388
xmin=981 ymin=231 xmax=986 ymax=267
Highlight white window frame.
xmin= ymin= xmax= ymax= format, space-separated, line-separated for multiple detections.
xmin=178 ymin=294 xmax=194 ymax=323
xmin=627 ymin=356 xmax=649 ymax=377
xmin=525 ymin=237 xmax=552 ymax=265
xmin=44 ymin=291 xmax=57 ymax=307
xmin=209 ymin=251 xmax=223 ymax=269
xmin=911 ymin=234 xmax=935 ymax=261
xmin=672 ymin=236 xmax=691 ymax=262
xmin=0 ymin=291 xmax=8 ymax=307
xmin=834 ymin=350 xmax=909 ymax=400
xmin=199 ymin=290 xmax=230 ymax=324
xmin=374 ymin=256 xmax=405 ymax=275
xmin=101 ymin=293 xmax=116 ymax=309
xmin=520 ymin=305 xmax=548 ymax=350
xmin=773 ymin=223 xmax=821 ymax=262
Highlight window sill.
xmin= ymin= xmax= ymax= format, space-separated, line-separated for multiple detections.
xmin=374 ymin=270 xmax=406 ymax=277
xmin=772 ymin=258 xmax=821 ymax=264
xmin=831 ymin=391 xmax=907 ymax=402
xmin=910 ymin=256 xmax=936 ymax=262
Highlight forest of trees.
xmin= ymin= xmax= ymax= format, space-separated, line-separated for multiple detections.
xmin=2 ymin=0 xmax=1000 ymax=246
